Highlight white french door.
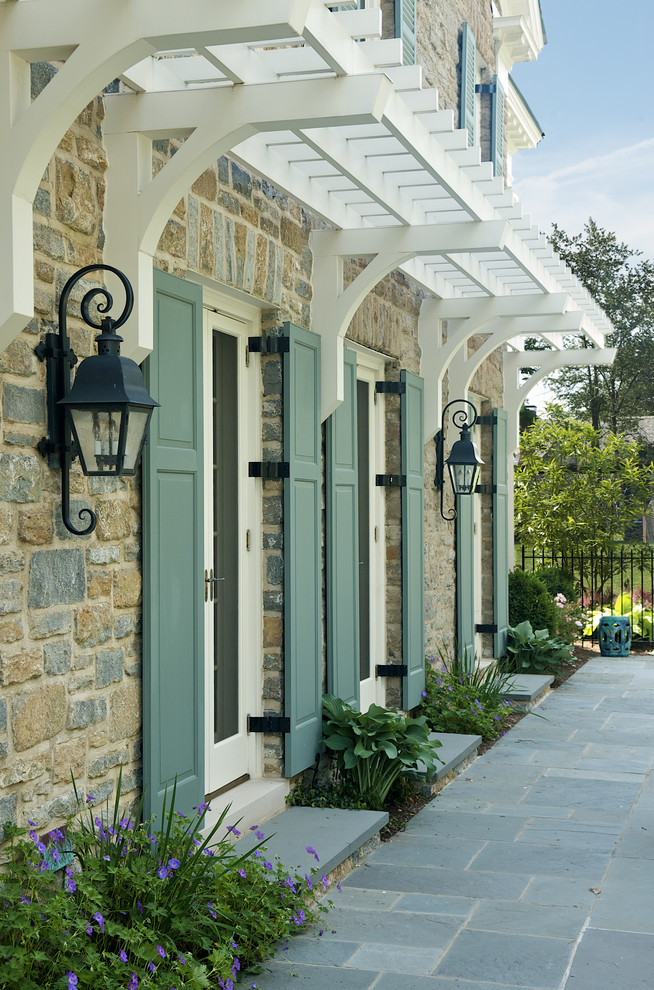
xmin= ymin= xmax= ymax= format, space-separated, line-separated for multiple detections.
xmin=203 ymin=301 xmax=262 ymax=796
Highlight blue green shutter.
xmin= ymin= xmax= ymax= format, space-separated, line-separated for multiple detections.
xmin=284 ymin=323 xmax=322 ymax=776
xmin=491 ymin=76 xmax=505 ymax=178
xmin=395 ymin=0 xmax=417 ymax=65
xmin=401 ymin=371 xmax=425 ymax=709
xmin=456 ymin=493 xmax=475 ymax=669
xmin=460 ymin=23 xmax=477 ymax=147
xmin=143 ymin=270 xmax=205 ymax=820
xmin=326 ymin=349 xmax=360 ymax=707
xmin=493 ymin=408 xmax=509 ymax=656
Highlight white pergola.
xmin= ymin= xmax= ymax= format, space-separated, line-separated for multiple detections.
xmin=0 ymin=0 xmax=615 ymax=428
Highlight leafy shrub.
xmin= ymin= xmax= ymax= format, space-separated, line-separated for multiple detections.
xmin=552 ymin=591 xmax=586 ymax=644
xmin=535 ymin=566 xmax=576 ymax=602
xmin=419 ymin=654 xmax=515 ymax=740
xmin=501 ymin=620 xmax=575 ymax=676
xmin=0 ymin=776 xmax=327 ymax=990
xmin=321 ymin=695 xmax=442 ymax=808
xmin=509 ymin=569 xmax=559 ymax=635
xmin=286 ymin=777 xmax=376 ymax=812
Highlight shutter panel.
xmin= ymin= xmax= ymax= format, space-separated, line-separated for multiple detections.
xmin=326 ymin=348 xmax=360 ymax=708
xmin=395 ymin=0 xmax=417 ymax=66
xmin=493 ymin=408 xmax=509 ymax=657
xmin=491 ymin=76 xmax=505 ymax=178
xmin=284 ymin=323 xmax=322 ymax=777
xmin=456 ymin=493 xmax=476 ymax=669
xmin=460 ymin=23 xmax=477 ymax=147
xmin=143 ymin=270 xmax=204 ymax=821
xmin=401 ymin=370 xmax=425 ymax=709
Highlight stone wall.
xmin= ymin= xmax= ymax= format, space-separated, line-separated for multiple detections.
xmin=0 ymin=92 xmax=143 ymax=837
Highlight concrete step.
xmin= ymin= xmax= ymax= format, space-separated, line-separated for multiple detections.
xmin=233 ymin=805 xmax=389 ymax=877
xmin=502 ymin=673 xmax=554 ymax=707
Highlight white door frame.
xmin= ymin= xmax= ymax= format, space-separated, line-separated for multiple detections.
xmin=202 ymin=292 xmax=263 ymax=795
xmin=349 ymin=343 xmax=387 ymax=712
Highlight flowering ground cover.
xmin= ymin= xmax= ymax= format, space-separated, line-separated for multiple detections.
xmin=0 ymin=778 xmax=331 ymax=990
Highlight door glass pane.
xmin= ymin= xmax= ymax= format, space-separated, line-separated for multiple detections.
xmin=213 ymin=332 xmax=239 ymax=742
xmin=357 ymin=380 xmax=370 ymax=681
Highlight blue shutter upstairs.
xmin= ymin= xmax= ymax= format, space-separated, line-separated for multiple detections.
xmin=491 ymin=76 xmax=505 ymax=178
xmin=395 ymin=0 xmax=417 ymax=66
xmin=460 ymin=23 xmax=477 ymax=147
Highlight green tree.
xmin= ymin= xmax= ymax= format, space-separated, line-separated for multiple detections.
xmin=547 ymin=219 xmax=654 ymax=432
xmin=515 ymin=405 xmax=654 ymax=552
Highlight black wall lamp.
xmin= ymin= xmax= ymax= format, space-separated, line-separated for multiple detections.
xmin=434 ymin=399 xmax=484 ymax=519
xmin=35 ymin=264 xmax=159 ymax=536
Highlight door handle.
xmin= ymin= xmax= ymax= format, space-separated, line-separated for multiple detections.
xmin=204 ymin=569 xmax=225 ymax=602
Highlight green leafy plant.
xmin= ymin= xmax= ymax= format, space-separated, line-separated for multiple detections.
xmin=419 ymin=654 xmax=515 ymax=740
xmin=509 ymin=569 xmax=559 ymax=635
xmin=0 ymin=773 xmax=328 ymax=990
xmin=286 ymin=777 xmax=376 ymax=812
xmin=321 ymin=695 xmax=442 ymax=808
xmin=501 ymin=620 xmax=575 ymax=676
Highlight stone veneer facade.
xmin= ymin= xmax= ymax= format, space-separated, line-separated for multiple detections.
xmin=0 ymin=6 xmax=506 ymax=834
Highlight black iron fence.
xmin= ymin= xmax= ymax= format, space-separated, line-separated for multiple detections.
xmin=517 ymin=546 xmax=654 ymax=647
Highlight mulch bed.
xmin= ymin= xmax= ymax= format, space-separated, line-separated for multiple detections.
xmin=380 ymin=643 xmax=598 ymax=841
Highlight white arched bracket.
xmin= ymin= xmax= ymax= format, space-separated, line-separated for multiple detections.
xmin=446 ymin=310 xmax=587 ymax=430
xmin=0 ymin=0 xmax=349 ymax=352
xmin=310 ymin=219 xmax=509 ymax=421
xmin=502 ymin=346 xmax=617 ymax=568
xmin=419 ymin=293 xmax=573 ymax=443
xmin=103 ymin=72 xmax=395 ymax=361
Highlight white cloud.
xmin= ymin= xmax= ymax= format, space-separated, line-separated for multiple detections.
xmin=513 ymin=138 xmax=654 ymax=259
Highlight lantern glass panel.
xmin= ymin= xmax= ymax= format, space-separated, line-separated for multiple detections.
xmin=69 ymin=407 xmax=126 ymax=476
xmin=122 ymin=408 xmax=152 ymax=474
xmin=449 ymin=460 xmax=481 ymax=495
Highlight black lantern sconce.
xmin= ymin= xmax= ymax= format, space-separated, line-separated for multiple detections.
xmin=434 ymin=399 xmax=484 ymax=520
xmin=35 ymin=264 xmax=159 ymax=536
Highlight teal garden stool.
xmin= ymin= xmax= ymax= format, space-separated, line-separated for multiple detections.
xmin=598 ymin=615 xmax=632 ymax=656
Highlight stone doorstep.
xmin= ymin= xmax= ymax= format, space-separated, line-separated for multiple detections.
xmin=232 ymin=805 xmax=389 ymax=879
xmin=501 ymin=673 xmax=554 ymax=707
xmin=412 ymin=731 xmax=482 ymax=783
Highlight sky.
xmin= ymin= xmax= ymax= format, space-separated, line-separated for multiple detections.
xmin=510 ymin=0 xmax=654 ymax=263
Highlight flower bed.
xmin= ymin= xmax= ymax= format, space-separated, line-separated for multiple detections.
xmin=0 ymin=778 xmax=329 ymax=990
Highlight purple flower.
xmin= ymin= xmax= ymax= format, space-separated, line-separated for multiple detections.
xmin=304 ymin=873 xmax=313 ymax=891
xmin=158 ymin=866 xmax=169 ymax=879
xmin=306 ymin=846 xmax=319 ymax=862
xmin=255 ymin=830 xmax=265 ymax=841
xmin=66 ymin=973 xmax=78 ymax=989
xmin=238 ymin=868 xmax=247 ymax=878
xmin=27 ymin=819 xmax=37 ymax=827
xmin=421 ymin=690 xmax=427 ymax=697
xmin=65 ymin=868 xmax=76 ymax=893
xmin=263 ymin=861 xmax=273 ymax=870
xmin=178 ymin=955 xmax=186 ymax=965
xmin=137 ymin=900 xmax=143 ymax=914
xmin=149 ymin=962 xmax=156 ymax=973
xmin=92 ymin=912 xmax=105 ymax=934
xmin=337 ymin=882 xmax=342 ymax=892
xmin=127 ymin=975 xmax=138 ymax=990
xmin=120 ymin=949 xmax=128 ymax=963
xmin=207 ymin=901 xmax=217 ymax=920
xmin=226 ymin=824 xmax=241 ymax=837
xmin=321 ymin=875 xmax=328 ymax=890
xmin=86 ymin=925 xmax=93 ymax=935
xmin=20 ymin=895 xmax=31 ymax=905
xmin=168 ymin=858 xmax=180 ymax=870
xmin=86 ymin=795 xmax=95 ymax=804
xmin=157 ymin=945 xmax=166 ymax=959
xmin=230 ymin=939 xmax=239 ymax=951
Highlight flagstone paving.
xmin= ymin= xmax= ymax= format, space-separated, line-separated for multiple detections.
xmin=252 ymin=655 xmax=654 ymax=989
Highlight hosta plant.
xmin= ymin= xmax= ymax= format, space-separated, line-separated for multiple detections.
xmin=501 ymin=620 xmax=575 ymax=676
xmin=322 ymin=695 xmax=443 ymax=807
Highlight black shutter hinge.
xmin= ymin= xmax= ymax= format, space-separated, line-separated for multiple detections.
xmin=376 ymin=474 xmax=406 ymax=488
xmin=247 ymin=715 xmax=291 ymax=733
xmin=376 ymin=664 xmax=408 ymax=677
xmin=247 ymin=335 xmax=290 ymax=354
xmin=475 ymin=623 xmax=498 ymax=633
xmin=476 ymin=414 xmax=497 ymax=426
xmin=249 ymin=461 xmax=290 ymax=481
xmin=475 ymin=83 xmax=497 ymax=94
xmin=375 ymin=381 xmax=406 ymax=395
xmin=475 ymin=483 xmax=496 ymax=495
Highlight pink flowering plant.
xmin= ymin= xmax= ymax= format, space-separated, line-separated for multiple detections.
xmin=0 ymin=773 xmax=328 ymax=990
xmin=553 ymin=592 xmax=586 ymax=645
xmin=420 ymin=654 xmax=515 ymax=741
